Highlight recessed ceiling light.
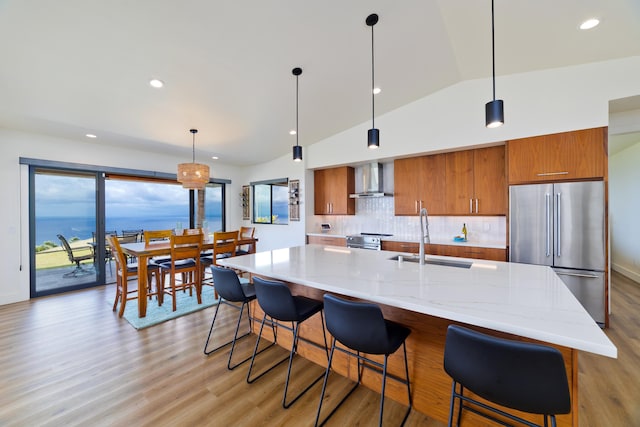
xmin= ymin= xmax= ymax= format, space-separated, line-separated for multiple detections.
xmin=579 ymin=18 xmax=600 ymax=30
xmin=86 ymin=133 xmax=97 ymax=138
xmin=373 ymin=87 xmax=382 ymax=95
xmin=149 ymin=78 xmax=164 ymax=88
xmin=211 ymin=156 xmax=219 ymax=160
xmin=289 ymin=130 xmax=297 ymax=135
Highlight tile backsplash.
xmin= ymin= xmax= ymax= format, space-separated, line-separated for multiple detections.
xmin=310 ymin=196 xmax=506 ymax=246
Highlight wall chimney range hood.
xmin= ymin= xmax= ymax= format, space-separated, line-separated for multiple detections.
xmin=349 ymin=162 xmax=388 ymax=198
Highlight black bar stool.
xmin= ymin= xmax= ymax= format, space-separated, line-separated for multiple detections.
xmin=443 ymin=324 xmax=571 ymax=427
xmin=203 ymin=266 xmax=271 ymax=369
xmin=247 ymin=277 xmax=329 ymax=409
xmin=315 ymin=294 xmax=412 ymax=427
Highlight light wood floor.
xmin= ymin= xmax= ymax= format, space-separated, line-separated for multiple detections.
xmin=0 ymin=271 xmax=638 ymax=426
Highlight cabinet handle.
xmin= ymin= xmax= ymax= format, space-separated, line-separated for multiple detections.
xmin=545 ymin=193 xmax=551 ymax=257
xmin=469 ymin=199 xmax=473 ymax=214
xmin=415 ymin=200 xmax=418 ymax=213
xmin=537 ymin=171 xmax=569 ymax=177
xmin=475 ymin=198 xmax=478 ymax=213
xmin=555 ymin=272 xmax=599 ymax=279
xmin=556 ymin=192 xmax=561 ymax=257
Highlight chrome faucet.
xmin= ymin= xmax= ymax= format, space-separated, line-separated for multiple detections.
xmin=419 ymin=207 xmax=430 ymax=265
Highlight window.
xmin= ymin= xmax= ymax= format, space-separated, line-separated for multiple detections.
xmin=252 ymin=178 xmax=289 ymax=225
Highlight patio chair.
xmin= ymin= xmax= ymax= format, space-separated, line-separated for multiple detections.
xmin=92 ymin=230 xmax=117 ymax=275
xmin=57 ymin=234 xmax=94 ymax=278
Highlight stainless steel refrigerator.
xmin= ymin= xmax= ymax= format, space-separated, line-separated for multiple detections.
xmin=509 ymin=181 xmax=606 ymax=325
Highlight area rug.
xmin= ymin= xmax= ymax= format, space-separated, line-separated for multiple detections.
xmin=119 ymin=287 xmax=219 ymax=330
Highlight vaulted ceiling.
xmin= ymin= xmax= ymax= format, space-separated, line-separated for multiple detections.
xmin=1 ymin=0 xmax=639 ymax=165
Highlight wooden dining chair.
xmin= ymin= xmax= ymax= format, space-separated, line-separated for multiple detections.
xmin=213 ymin=231 xmax=239 ymax=262
xmin=143 ymin=229 xmax=173 ymax=243
xmin=158 ymin=232 xmax=203 ymax=311
xmin=236 ymin=226 xmax=255 ymax=255
xmin=118 ymin=234 xmax=138 ymax=263
xmin=201 ymin=230 xmax=238 ymax=297
xmin=108 ymin=235 xmax=161 ymax=317
xmin=144 ymin=229 xmax=173 ymax=267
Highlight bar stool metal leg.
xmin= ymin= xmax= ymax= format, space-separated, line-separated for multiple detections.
xmin=203 ymin=299 xmax=260 ymax=370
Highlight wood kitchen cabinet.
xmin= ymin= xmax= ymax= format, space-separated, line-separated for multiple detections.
xmin=382 ymin=240 xmax=507 ymax=262
xmin=439 ymin=245 xmax=507 ymax=261
xmin=381 ymin=240 xmax=420 ymax=253
xmin=445 ymin=146 xmax=506 ymax=215
xmin=307 ymin=235 xmax=347 ymax=246
xmin=314 ymin=166 xmax=355 ymax=215
xmin=394 ymin=154 xmax=446 ymax=215
xmin=507 ymin=127 xmax=607 ymax=184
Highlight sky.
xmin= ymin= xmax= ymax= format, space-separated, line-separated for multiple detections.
xmin=35 ymin=174 xmax=221 ymax=218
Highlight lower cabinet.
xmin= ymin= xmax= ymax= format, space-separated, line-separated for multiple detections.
xmin=381 ymin=241 xmax=507 ymax=262
xmin=307 ymin=235 xmax=347 ymax=247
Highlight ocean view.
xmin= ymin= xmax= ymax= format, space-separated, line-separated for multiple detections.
xmin=36 ymin=216 xmax=223 ymax=245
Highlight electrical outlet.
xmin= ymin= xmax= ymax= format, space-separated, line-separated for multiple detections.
xmin=483 ymin=222 xmax=490 ymax=232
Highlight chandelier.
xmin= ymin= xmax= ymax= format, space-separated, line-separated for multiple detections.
xmin=177 ymin=128 xmax=210 ymax=190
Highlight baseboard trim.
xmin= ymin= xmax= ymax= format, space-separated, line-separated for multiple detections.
xmin=612 ymin=264 xmax=640 ymax=285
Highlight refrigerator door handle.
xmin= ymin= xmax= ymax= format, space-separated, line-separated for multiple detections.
xmin=555 ymin=272 xmax=600 ymax=279
xmin=545 ymin=193 xmax=551 ymax=257
xmin=556 ymin=192 xmax=561 ymax=257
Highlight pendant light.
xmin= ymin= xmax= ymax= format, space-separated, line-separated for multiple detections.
xmin=485 ymin=0 xmax=504 ymax=128
xmin=177 ymin=129 xmax=210 ymax=190
xmin=366 ymin=13 xmax=379 ymax=149
xmin=292 ymin=67 xmax=303 ymax=162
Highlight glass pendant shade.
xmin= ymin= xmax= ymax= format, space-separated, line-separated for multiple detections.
xmin=292 ymin=144 xmax=303 ymax=162
xmin=177 ymin=129 xmax=210 ymax=190
xmin=485 ymin=99 xmax=504 ymax=128
xmin=368 ymin=128 xmax=380 ymax=149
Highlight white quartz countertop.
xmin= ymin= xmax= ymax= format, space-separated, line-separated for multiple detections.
xmin=219 ymin=244 xmax=616 ymax=358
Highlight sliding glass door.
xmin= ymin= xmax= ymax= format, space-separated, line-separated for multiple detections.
xmin=25 ymin=159 xmax=228 ymax=298
xmin=32 ymin=169 xmax=100 ymax=296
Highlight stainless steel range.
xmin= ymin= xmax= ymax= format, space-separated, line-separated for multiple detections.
xmin=346 ymin=233 xmax=393 ymax=250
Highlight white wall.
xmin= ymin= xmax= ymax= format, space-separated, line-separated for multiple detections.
xmin=236 ymin=153 xmax=307 ymax=251
xmin=610 ymin=139 xmax=640 ymax=283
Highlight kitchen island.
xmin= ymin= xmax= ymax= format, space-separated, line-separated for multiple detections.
xmin=219 ymin=244 xmax=616 ymax=426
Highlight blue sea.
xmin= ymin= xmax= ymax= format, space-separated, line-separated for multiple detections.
xmin=36 ymin=216 xmax=222 ymax=245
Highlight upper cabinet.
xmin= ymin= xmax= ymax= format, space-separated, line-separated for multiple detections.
xmin=314 ymin=166 xmax=355 ymax=215
xmin=445 ymin=146 xmax=507 ymax=215
xmin=394 ymin=154 xmax=446 ymax=215
xmin=395 ymin=146 xmax=506 ymax=216
xmin=507 ymin=127 xmax=607 ymax=184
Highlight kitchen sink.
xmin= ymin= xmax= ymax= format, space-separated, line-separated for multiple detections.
xmin=388 ymin=255 xmax=472 ymax=269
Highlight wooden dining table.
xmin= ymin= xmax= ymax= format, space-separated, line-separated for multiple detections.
xmin=120 ymin=236 xmax=258 ymax=317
